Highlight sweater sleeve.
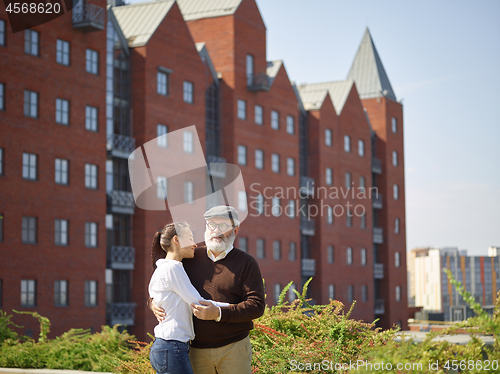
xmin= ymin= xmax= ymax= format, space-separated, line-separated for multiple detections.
xmin=219 ymin=257 xmax=265 ymax=323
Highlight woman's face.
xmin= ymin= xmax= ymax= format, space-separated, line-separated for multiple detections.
xmin=178 ymin=229 xmax=197 ymax=259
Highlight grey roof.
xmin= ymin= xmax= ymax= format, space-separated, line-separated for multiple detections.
xmin=112 ymin=0 xmax=175 ymax=47
xmin=176 ymin=0 xmax=242 ymax=21
xmin=297 ymin=80 xmax=354 ymax=115
xmin=107 ymin=8 xmax=130 ymax=56
xmin=347 ymin=28 xmax=397 ymax=101
xmin=292 ymin=82 xmax=306 ymax=113
xmin=266 ymin=60 xmax=282 ymax=87
xmin=196 ymin=42 xmax=219 ymax=85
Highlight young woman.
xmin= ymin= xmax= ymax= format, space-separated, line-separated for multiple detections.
xmin=148 ymin=222 xmax=228 ymax=374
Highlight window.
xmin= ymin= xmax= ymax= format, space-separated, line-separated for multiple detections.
xmin=348 ymin=285 xmax=354 ymax=303
xmin=157 ymin=124 xmax=168 ymax=147
xmin=327 ymin=206 xmax=333 ymax=225
xmin=274 ymin=284 xmax=281 ymax=304
xmin=392 ymin=118 xmax=397 ymax=133
xmin=0 ymin=148 xmax=4 ymax=176
xmin=361 ymin=212 xmax=366 ymax=229
xmin=271 ymin=110 xmax=279 ymax=130
xmin=256 ymin=239 xmax=265 ymax=259
xmin=238 ymin=145 xmax=247 ymax=166
xmin=22 ymin=153 xmax=37 ymax=180
xmin=362 ymin=285 xmax=368 ymax=302
xmin=392 ymin=151 xmax=398 ymax=166
xmin=289 ymin=242 xmax=296 ymax=261
xmin=157 ymin=71 xmax=168 ymax=96
xmin=288 ymin=284 xmax=297 ymax=302
xmin=395 ymin=286 xmax=401 ymax=301
xmin=346 ymin=247 xmax=352 ymax=264
xmin=286 ymin=200 xmax=295 ymax=218
xmin=286 ymin=115 xmax=294 ymax=134
xmin=325 ymin=129 xmax=332 ymax=146
xmin=287 ymin=157 xmax=295 ymax=176
xmin=85 ymin=164 xmax=98 ymax=189
xmin=0 ymin=213 xmax=3 ymax=242
xmin=238 ymin=191 xmax=247 ymax=212
xmin=393 ymin=184 xmax=399 ymax=200
xmin=85 ymin=222 xmax=98 ymax=247
xmin=272 ymin=197 xmax=281 ymax=217
xmin=255 ymin=193 xmax=264 ymax=215
xmin=85 ymin=106 xmax=98 ymax=131
xmin=22 ymin=217 xmax=37 ymax=244
xmin=183 ymin=131 xmax=194 ymax=153
xmin=0 ymin=83 xmax=4 ymax=110
xmin=394 ymin=218 xmax=400 ymax=234
xmin=395 ymin=252 xmax=401 ymax=268
xmin=358 ymin=140 xmax=364 ymax=156
xmin=0 ymin=20 xmax=5 ymax=46
xmin=55 ymin=219 xmax=68 ymax=245
xmin=345 ymin=172 xmax=351 ymax=189
xmin=55 ymin=158 xmax=68 ymax=185
xmin=344 ymin=135 xmax=351 ymax=152
xmin=359 ymin=176 xmax=365 ymax=191
xmin=327 ymin=245 xmax=334 ymax=263
xmin=24 ymin=30 xmax=39 ymax=56
xmin=54 ymin=280 xmax=68 ymax=306
xmin=239 ymin=237 xmax=247 ymax=252
xmin=21 ymin=280 xmax=36 ymax=307
xmin=24 ymin=90 xmax=38 ymax=118
xmin=86 ymin=49 xmax=99 ymax=74
xmin=157 ymin=177 xmax=167 ymax=199
xmin=246 ymin=54 xmax=254 ymax=85
xmin=361 ymin=248 xmax=367 ymax=265
xmin=271 ymin=153 xmax=279 ymax=173
xmin=255 ymin=149 xmax=263 ymax=169
xmin=346 ymin=210 xmax=352 ymax=227
xmin=273 ymin=240 xmax=281 ymax=260
xmin=255 ymin=105 xmax=263 ymax=125
xmin=326 ymin=168 xmax=332 ymax=186
xmin=237 ymin=99 xmax=246 ymax=120
xmin=85 ymin=280 xmax=98 ymax=306
xmin=56 ymin=98 xmax=70 ymax=125
xmin=328 ymin=285 xmax=335 ymax=300
xmin=183 ymin=81 xmax=194 ymax=103
xmin=56 ymin=39 xmax=70 ymax=66
xmin=184 ymin=181 xmax=194 ymax=204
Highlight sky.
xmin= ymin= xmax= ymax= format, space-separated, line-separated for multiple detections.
xmin=128 ymin=0 xmax=500 ymax=256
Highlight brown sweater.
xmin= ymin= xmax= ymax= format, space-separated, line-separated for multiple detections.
xmin=183 ymin=246 xmax=265 ymax=348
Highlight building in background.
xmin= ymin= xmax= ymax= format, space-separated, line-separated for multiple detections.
xmin=0 ymin=0 xmax=408 ymax=339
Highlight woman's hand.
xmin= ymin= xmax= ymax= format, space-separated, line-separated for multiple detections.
xmin=150 ymin=299 xmax=166 ymax=323
xmin=191 ymin=300 xmax=220 ymax=320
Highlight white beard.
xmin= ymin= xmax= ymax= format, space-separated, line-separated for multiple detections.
xmin=205 ymin=230 xmax=236 ymax=253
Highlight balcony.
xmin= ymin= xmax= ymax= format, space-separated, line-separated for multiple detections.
xmin=207 ymin=155 xmax=227 ymax=178
xmin=371 ymin=158 xmax=382 ymax=174
xmin=373 ymin=227 xmax=383 ymax=244
xmin=107 ymin=190 xmax=135 ymax=215
xmin=72 ymin=4 xmax=105 ymax=32
xmin=109 ymin=246 xmax=135 ymax=270
xmin=247 ymin=73 xmax=271 ymax=92
xmin=373 ymin=263 xmax=384 ymax=279
xmin=107 ymin=134 xmax=136 ymax=159
xmin=300 ymin=176 xmax=315 ymax=197
xmin=372 ymin=193 xmax=383 ymax=209
xmin=300 ymin=217 xmax=315 ymax=236
xmin=374 ymin=299 xmax=385 ymax=315
xmin=301 ymin=258 xmax=316 ymax=277
xmin=107 ymin=302 xmax=137 ymax=326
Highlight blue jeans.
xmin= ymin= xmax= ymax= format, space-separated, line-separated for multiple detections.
xmin=150 ymin=338 xmax=194 ymax=374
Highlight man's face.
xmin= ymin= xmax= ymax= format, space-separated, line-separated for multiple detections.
xmin=204 ymin=217 xmax=239 ymax=252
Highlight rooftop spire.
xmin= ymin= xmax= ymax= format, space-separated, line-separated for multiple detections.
xmin=347 ymin=28 xmax=397 ymax=101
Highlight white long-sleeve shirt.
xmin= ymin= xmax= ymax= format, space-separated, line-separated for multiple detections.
xmin=149 ymin=259 xmax=228 ymax=342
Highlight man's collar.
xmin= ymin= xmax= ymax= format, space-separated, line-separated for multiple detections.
xmin=207 ymin=245 xmax=234 ymax=262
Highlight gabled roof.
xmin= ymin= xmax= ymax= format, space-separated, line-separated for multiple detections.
xmin=176 ymin=0 xmax=243 ymax=21
xmin=297 ymin=80 xmax=354 ymax=115
xmin=266 ymin=60 xmax=282 ymax=87
xmin=196 ymin=42 xmax=219 ymax=85
xmin=112 ymin=0 xmax=175 ymax=48
xmin=347 ymin=28 xmax=397 ymax=101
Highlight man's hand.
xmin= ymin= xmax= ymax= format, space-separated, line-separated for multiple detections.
xmin=150 ymin=299 xmax=166 ymax=323
xmin=191 ymin=300 xmax=220 ymax=320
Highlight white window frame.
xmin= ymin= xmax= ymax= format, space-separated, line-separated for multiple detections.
xmin=345 ymin=171 xmax=351 ymax=189
xmin=347 ymin=247 xmax=352 ymax=265
xmin=286 ymin=200 xmax=295 ymax=218
xmin=395 ymin=252 xmax=401 ymax=268
xmin=238 ymin=145 xmax=247 ymax=166
xmin=86 ymin=49 xmax=99 ymax=75
xmin=157 ymin=71 xmax=168 ymax=96
xmin=326 ymin=167 xmax=332 ymax=186
xmin=395 ymin=218 xmax=400 ymax=233
xmin=273 ymin=240 xmax=281 ymax=260
xmin=344 ymin=135 xmax=351 ymax=152
xmin=327 ymin=245 xmax=334 ymax=263
xmin=392 ymin=151 xmax=398 ymax=166
xmin=271 ymin=197 xmax=281 ymax=217
xmin=362 ymin=285 xmax=368 ymax=302
xmin=348 ymin=285 xmax=354 ymax=303
xmin=327 ymin=206 xmax=333 ymax=225
xmin=361 ymin=212 xmax=366 ymax=229
xmin=85 ymin=164 xmax=98 ymax=189
xmin=274 ymin=283 xmax=281 ymax=304
xmin=328 ymin=284 xmax=335 ymax=300
xmin=24 ymin=90 xmax=38 ymax=118
xmin=157 ymin=124 xmax=168 ymax=147
xmin=0 ymin=20 xmax=5 ymax=47
xmin=84 ymin=280 xmax=98 ymax=306
xmin=237 ymin=99 xmax=246 ymax=120
xmin=256 ymin=239 xmax=265 ymax=259
xmin=183 ymin=131 xmax=194 ymax=153
xmin=157 ymin=177 xmax=167 ymax=199
xmin=254 ymin=105 xmax=263 ymax=125
xmin=22 ymin=216 xmax=37 ymax=243
xmin=288 ymin=284 xmax=297 ymax=302
xmin=361 ymin=248 xmax=366 ymax=265
xmin=287 ymin=157 xmax=295 ymax=176
xmin=360 ymin=176 xmax=365 ymax=191
xmin=393 ymin=184 xmax=399 ymax=200
xmin=184 ymin=181 xmax=194 ymax=204
xmin=239 ymin=237 xmax=248 ymax=252
xmin=271 ymin=110 xmax=279 ymax=130
xmin=183 ymin=81 xmax=194 ymax=103
xmin=54 ymin=280 xmax=68 ymax=306
xmin=395 ymin=285 xmax=401 ymax=301
xmin=24 ymin=30 xmax=39 ymax=56
xmin=22 ymin=153 xmax=37 ymax=180
xmin=392 ymin=118 xmax=397 ymax=133
xmin=255 ymin=149 xmax=263 ymax=169
xmin=56 ymin=98 xmax=70 ymax=125
xmin=286 ymin=115 xmax=294 ymax=134
xmin=56 ymin=39 xmax=70 ymax=66
xmin=0 ymin=83 xmax=4 ymax=111
xmin=55 ymin=219 xmax=69 ymax=246
xmin=358 ymin=139 xmax=364 ymax=156
xmin=346 ymin=210 xmax=352 ymax=227
xmin=85 ymin=106 xmax=98 ymax=131
xmin=289 ymin=242 xmax=296 ymax=261
xmin=325 ymin=129 xmax=332 ymax=146
xmin=238 ymin=191 xmax=247 ymax=212
xmin=271 ymin=153 xmax=279 ymax=173
xmin=246 ymin=54 xmax=254 ymax=86
xmin=55 ymin=158 xmax=69 ymax=185
xmin=85 ymin=222 xmax=98 ymax=247
xmin=21 ymin=279 xmax=36 ymax=307
xmin=255 ymin=193 xmax=264 ymax=215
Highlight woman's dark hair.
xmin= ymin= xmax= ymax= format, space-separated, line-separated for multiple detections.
xmin=151 ymin=222 xmax=190 ymax=270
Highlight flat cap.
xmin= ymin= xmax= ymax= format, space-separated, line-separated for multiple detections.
xmin=204 ymin=205 xmax=239 ymax=221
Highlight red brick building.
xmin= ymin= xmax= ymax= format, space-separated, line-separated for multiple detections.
xmin=0 ymin=0 xmax=407 ymax=339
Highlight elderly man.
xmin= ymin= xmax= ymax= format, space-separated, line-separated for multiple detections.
xmin=152 ymin=205 xmax=265 ymax=374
